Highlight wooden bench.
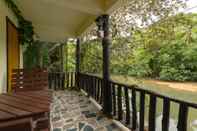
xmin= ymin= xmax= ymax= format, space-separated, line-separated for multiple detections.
xmin=0 ymin=90 xmax=52 ymax=131
xmin=11 ymin=68 xmax=48 ymax=92
xmin=9 ymin=68 xmax=51 ymax=131
xmin=0 ymin=118 xmax=33 ymax=131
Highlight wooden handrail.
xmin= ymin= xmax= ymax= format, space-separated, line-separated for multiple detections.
xmin=49 ymin=72 xmax=197 ymax=131
xmin=77 ymin=72 xmax=197 ymax=131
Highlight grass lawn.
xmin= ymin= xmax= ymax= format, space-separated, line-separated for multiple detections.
xmin=110 ymin=75 xmax=197 ymax=131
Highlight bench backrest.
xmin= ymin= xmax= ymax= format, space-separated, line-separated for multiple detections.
xmin=11 ymin=68 xmax=48 ymax=92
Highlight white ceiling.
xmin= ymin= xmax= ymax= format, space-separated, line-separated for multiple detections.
xmin=14 ymin=0 xmax=128 ymax=42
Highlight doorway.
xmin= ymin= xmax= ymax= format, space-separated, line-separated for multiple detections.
xmin=6 ymin=17 xmax=20 ymax=92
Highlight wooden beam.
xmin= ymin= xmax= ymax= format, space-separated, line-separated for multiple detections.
xmin=76 ymin=38 xmax=81 ymax=73
xmin=101 ymin=15 xmax=112 ymax=116
xmin=76 ymin=38 xmax=81 ymax=89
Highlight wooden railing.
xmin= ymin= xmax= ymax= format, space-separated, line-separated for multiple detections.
xmin=49 ymin=72 xmax=197 ymax=131
xmin=78 ymin=73 xmax=104 ymax=105
xmin=48 ymin=72 xmax=76 ymax=90
xmin=78 ymin=73 xmax=197 ymax=131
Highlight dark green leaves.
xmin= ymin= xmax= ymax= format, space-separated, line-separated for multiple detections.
xmin=4 ymin=0 xmax=34 ymax=45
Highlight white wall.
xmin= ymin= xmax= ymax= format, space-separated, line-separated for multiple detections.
xmin=0 ymin=0 xmax=23 ymax=93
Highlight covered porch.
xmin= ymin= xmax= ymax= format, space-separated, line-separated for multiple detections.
xmin=0 ymin=0 xmax=197 ymax=131
xmin=48 ymin=71 xmax=197 ymax=131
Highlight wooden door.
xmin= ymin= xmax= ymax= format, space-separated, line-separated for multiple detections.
xmin=7 ymin=18 xmax=20 ymax=92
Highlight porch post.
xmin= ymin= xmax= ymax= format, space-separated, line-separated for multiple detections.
xmin=97 ymin=15 xmax=112 ymax=116
xmin=60 ymin=43 xmax=64 ymax=72
xmin=76 ymin=38 xmax=81 ymax=89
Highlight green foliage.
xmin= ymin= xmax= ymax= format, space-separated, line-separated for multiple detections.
xmin=79 ymin=13 xmax=197 ymax=81
xmin=130 ymin=48 xmax=154 ymax=77
xmin=129 ymin=13 xmax=197 ymax=81
xmin=64 ymin=42 xmax=76 ymax=72
xmin=80 ymin=40 xmax=102 ymax=74
xmin=158 ymin=41 xmax=189 ymax=81
xmin=23 ymin=41 xmax=50 ymax=69
xmin=40 ymin=44 xmax=50 ymax=68
xmin=23 ymin=44 xmax=40 ymax=69
xmin=4 ymin=0 xmax=34 ymax=45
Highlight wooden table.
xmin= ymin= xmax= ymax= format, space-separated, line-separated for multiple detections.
xmin=0 ymin=90 xmax=52 ymax=123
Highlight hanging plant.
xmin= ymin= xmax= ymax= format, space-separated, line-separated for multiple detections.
xmin=4 ymin=0 xmax=34 ymax=45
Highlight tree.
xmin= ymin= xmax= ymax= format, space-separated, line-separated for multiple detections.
xmin=130 ymin=13 xmax=197 ymax=81
xmin=80 ymin=13 xmax=197 ymax=81
xmin=84 ymin=0 xmax=187 ymax=39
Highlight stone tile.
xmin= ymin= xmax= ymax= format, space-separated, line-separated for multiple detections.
xmin=53 ymin=121 xmax=63 ymax=128
xmin=52 ymin=116 xmax=61 ymax=122
xmin=75 ymin=115 xmax=86 ymax=122
xmin=95 ymin=127 xmax=107 ymax=131
xmin=86 ymin=119 xmax=99 ymax=128
xmin=62 ymin=113 xmax=73 ymax=118
xmin=79 ymin=99 xmax=84 ymax=102
xmin=96 ymin=116 xmax=105 ymax=121
xmin=51 ymin=91 xmax=121 ymax=131
xmin=83 ymin=125 xmax=94 ymax=131
xmin=67 ymin=128 xmax=77 ymax=131
xmin=63 ymin=123 xmax=75 ymax=130
xmin=105 ymin=123 xmax=119 ymax=131
xmin=78 ymin=122 xmax=85 ymax=130
xmin=81 ymin=111 xmax=90 ymax=115
xmin=53 ymin=128 xmax=62 ymax=131
xmin=96 ymin=117 xmax=109 ymax=125
xmin=65 ymin=119 xmax=73 ymax=123
xmin=85 ymin=112 xmax=97 ymax=118
xmin=80 ymin=105 xmax=88 ymax=108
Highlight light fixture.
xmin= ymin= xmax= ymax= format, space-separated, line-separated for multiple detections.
xmin=95 ymin=16 xmax=104 ymax=38
xmin=97 ymin=30 xmax=104 ymax=38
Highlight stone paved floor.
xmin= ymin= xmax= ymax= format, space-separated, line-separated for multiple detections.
xmin=50 ymin=90 xmax=122 ymax=131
